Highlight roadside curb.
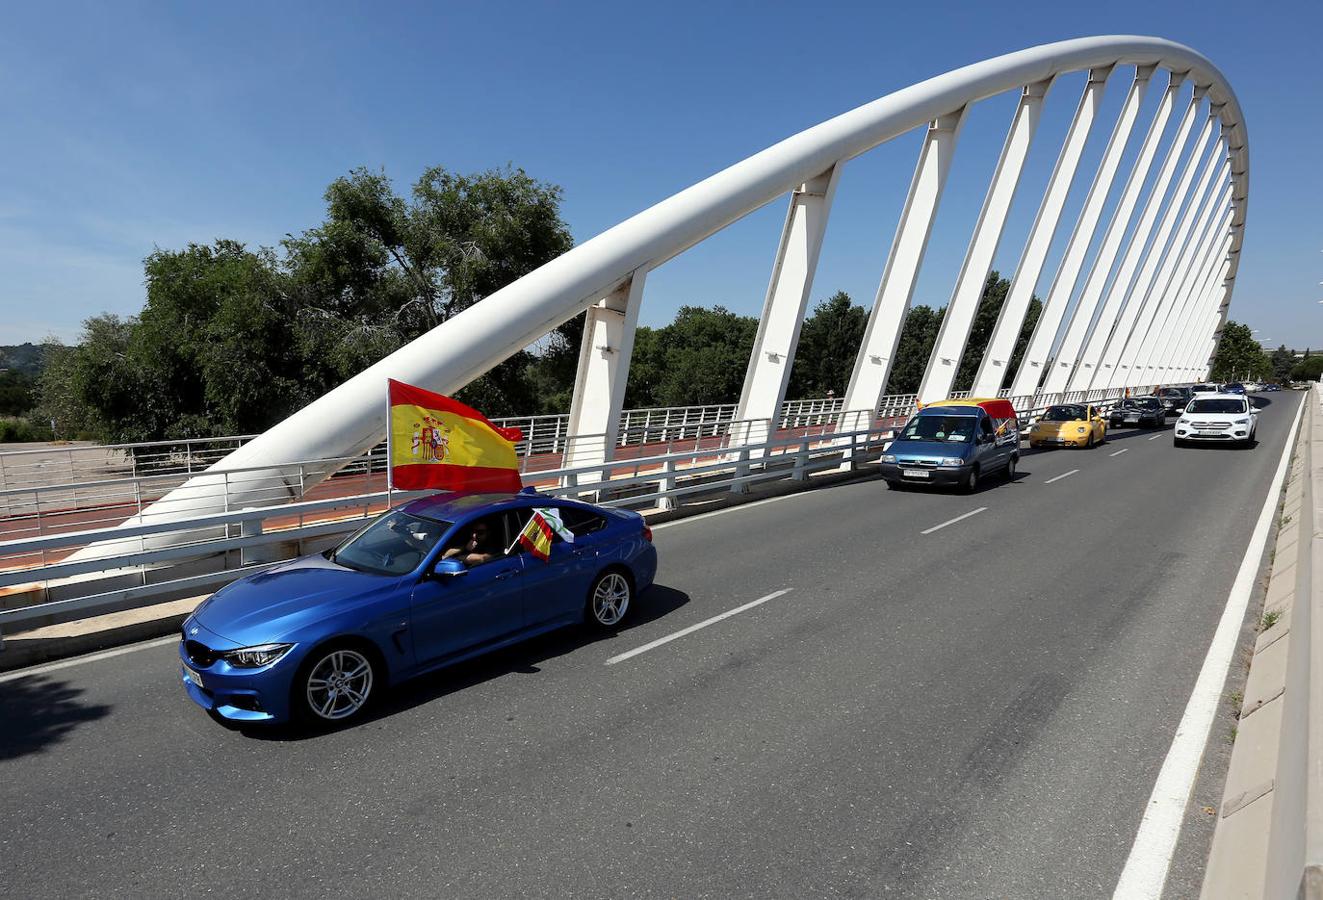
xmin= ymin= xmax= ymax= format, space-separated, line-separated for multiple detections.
xmin=1200 ymin=394 xmax=1312 ymax=897
xmin=0 ymin=461 xmax=882 ymax=673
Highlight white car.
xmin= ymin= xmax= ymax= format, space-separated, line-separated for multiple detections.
xmin=1173 ymin=393 xmax=1258 ymax=447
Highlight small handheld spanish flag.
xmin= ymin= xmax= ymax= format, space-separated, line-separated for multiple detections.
xmin=514 ymin=507 xmax=575 ymax=562
xmin=386 ymin=379 xmax=524 ymax=492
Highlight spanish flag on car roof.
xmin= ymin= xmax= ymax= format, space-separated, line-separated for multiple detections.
xmin=386 ymin=379 xmax=524 ymax=492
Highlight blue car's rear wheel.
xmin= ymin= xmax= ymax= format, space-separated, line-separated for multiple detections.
xmin=587 ymin=570 xmax=632 ymax=629
xmin=297 ymin=646 xmax=377 ymax=724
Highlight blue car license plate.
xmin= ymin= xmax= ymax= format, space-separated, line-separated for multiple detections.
xmin=902 ymin=469 xmax=930 ymax=479
xmin=185 ymin=667 xmax=205 ymax=689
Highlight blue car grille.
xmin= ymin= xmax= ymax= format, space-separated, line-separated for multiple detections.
xmin=900 ymin=459 xmax=939 ymax=468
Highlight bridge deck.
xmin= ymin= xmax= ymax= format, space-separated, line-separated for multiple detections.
xmin=0 ymin=398 xmax=1294 ymax=897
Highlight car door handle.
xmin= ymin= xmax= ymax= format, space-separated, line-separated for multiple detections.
xmin=493 ymin=570 xmax=518 ymax=581
xmin=571 ymin=547 xmax=597 ymax=558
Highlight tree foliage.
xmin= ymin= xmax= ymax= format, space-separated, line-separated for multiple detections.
xmin=1209 ymin=321 xmax=1270 ymax=382
xmin=787 ymin=291 xmax=867 ymax=398
xmin=627 ymin=306 xmax=758 ymax=408
xmin=1271 ymin=345 xmax=1295 ymax=382
xmin=1292 ymin=354 xmax=1323 ymax=382
xmin=42 ymin=166 xmax=575 ymax=441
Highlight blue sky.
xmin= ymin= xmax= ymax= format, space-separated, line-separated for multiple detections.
xmin=2 ymin=0 xmax=1320 ymax=353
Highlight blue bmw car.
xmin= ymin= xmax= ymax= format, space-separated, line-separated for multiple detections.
xmin=179 ymin=489 xmax=657 ymax=727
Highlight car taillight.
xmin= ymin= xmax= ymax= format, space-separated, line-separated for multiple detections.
xmin=642 ymin=524 xmax=653 ymax=542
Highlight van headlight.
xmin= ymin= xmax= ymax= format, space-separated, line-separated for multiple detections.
xmin=940 ymin=457 xmax=964 ymax=467
xmin=222 ymin=643 xmax=294 ymax=668
xmin=880 ymin=453 xmax=897 ymax=463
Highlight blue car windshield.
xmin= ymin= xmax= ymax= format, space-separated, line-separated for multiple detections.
xmin=331 ymin=511 xmax=452 ymax=576
xmin=899 ymin=415 xmax=977 ymax=443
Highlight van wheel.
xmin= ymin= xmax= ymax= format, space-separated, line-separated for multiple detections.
xmin=963 ymin=466 xmax=979 ymax=493
xmin=1005 ymin=456 xmax=1017 ymax=481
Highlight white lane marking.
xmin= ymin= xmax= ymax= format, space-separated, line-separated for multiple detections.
xmin=605 ymin=589 xmax=791 ymax=665
xmin=1044 ymin=469 xmax=1079 ymax=484
xmin=920 ymin=507 xmax=987 ymax=535
xmin=1110 ymin=448 xmax=1129 ymax=457
xmin=1148 ymin=434 xmax=1163 ymax=441
xmin=0 ymin=635 xmax=179 ymax=683
xmin=650 ymin=476 xmax=874 ymax=531
xmin=1113 ymin=394 xmax=1305 ymax=898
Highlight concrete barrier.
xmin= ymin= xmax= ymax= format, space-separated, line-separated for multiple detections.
xmin=1202 ymin=385 xmax=1322 ymax=898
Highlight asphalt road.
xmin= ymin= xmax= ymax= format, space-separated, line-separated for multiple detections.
xmin=0 ymin=394 xmax=1301 ymax=898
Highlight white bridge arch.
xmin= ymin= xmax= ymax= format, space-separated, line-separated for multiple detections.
xmin=130 ymin=35 xmax=1250 ymax=522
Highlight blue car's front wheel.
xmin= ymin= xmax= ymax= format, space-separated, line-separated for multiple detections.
xmin=295 ymin=645 xmax=378 ymax=724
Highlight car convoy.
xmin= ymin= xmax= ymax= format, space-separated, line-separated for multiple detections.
xmin=878 ymin=383 xmax=1267 ymax=493
xmin=179 ymin=382 xmax=1273 ymax=730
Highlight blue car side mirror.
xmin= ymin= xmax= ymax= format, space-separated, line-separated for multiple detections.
xmin=430 ymin=558 xmax=468 ymax=578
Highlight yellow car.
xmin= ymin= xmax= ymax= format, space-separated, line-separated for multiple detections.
xmin=1028 ymin=403 xmax=1107 ymax=449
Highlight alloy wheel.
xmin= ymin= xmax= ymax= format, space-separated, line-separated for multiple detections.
xmin=591 ymin=572 xmax=631 ymax=626
xmin=305 ymin=648 xmax=374 ymax=721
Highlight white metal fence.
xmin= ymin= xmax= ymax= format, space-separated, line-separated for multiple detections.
xmin=0 ymin=420 xmax=892 ymax=634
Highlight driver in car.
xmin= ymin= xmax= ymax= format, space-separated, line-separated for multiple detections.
xmin=442 ymin=520 xmax=499 ymax=567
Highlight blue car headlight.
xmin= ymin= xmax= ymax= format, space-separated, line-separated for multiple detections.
xmin=880 ymin=453 xmax=897 ymax=463
xmin=222 ymin=643 xmax=294 ymax=668
xmin=939 ymin=457 xmax=964 ymax=467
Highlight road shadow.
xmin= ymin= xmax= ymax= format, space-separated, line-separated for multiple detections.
xmin=240 ymin=583 xmax=692 ymax=741
xmin=1250 ymin=396 xmax=1272 ymax=408
xmin=0 ymin=674 xmax=112 ymax=761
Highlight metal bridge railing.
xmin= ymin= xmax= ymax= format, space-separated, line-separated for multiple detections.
xmin=0 ymin=420 xmax=892 ymax=635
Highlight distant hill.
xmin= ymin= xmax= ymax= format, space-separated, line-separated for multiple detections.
xmin=0 ymin=343 xmax=46 ymax=376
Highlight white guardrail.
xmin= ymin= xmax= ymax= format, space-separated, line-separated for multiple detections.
xmin=0 ymin=422 xmax=892 ymax=634
xmin=0 ymin=388 xmax=1141 ymax=638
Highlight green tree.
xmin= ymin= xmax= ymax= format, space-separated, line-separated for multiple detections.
xmin=1271 ymin=344 xmax=1295 ymax=382
xmin=284 ymin=165 xmax=574 ymax=417
xmin=952 ymin=271 xmax=1011 ymax=391
xmin=1209 ymin=321 xmax=1271 ymax=382
xmin=0 ymin=370 xmax=35 ymax=417
xmin=886 ymin=305 xmax=943 ymax=395
xmin=626 ymin=306 xmax=758 ymax=407
xmin=40 ymin=165 xmax=575 ymax=440
xmin=787 ymin=291 xmax=867 ymax=398
xmin=1291 ymin=355 xmax=1323 ymax=382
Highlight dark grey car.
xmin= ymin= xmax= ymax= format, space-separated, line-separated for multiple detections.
xmin=1109 ymin=396 xmax=1166 ymax=428
xmin=1155 ymin=386 xmax=1192 ymax=416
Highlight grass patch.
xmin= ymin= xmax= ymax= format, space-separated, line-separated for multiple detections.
xmin=1261 ymin=610 xmax=1281 ymax=631
xmin=1229 ymin=690 xmax=1244 ymax=718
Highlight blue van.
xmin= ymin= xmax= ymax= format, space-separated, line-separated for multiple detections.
xmin=879 ymin=400 xmax=1020 ymax=492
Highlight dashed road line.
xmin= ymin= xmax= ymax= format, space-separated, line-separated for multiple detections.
xmin=1044 ymin=469 xmax=1079 ymax=484
xmin=920 ymin=507 xmax=988 ymax=535
xmin=1110 ymin=448 xmax=1129 ymax=457
xmin=1148 ymin=434 xmax=1164 ymax=441
xmin=605 ymin=589 xmax=792 ymax=665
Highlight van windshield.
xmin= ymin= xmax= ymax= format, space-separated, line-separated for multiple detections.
xmin=899 ymin=415 xmax=977 ymax=443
